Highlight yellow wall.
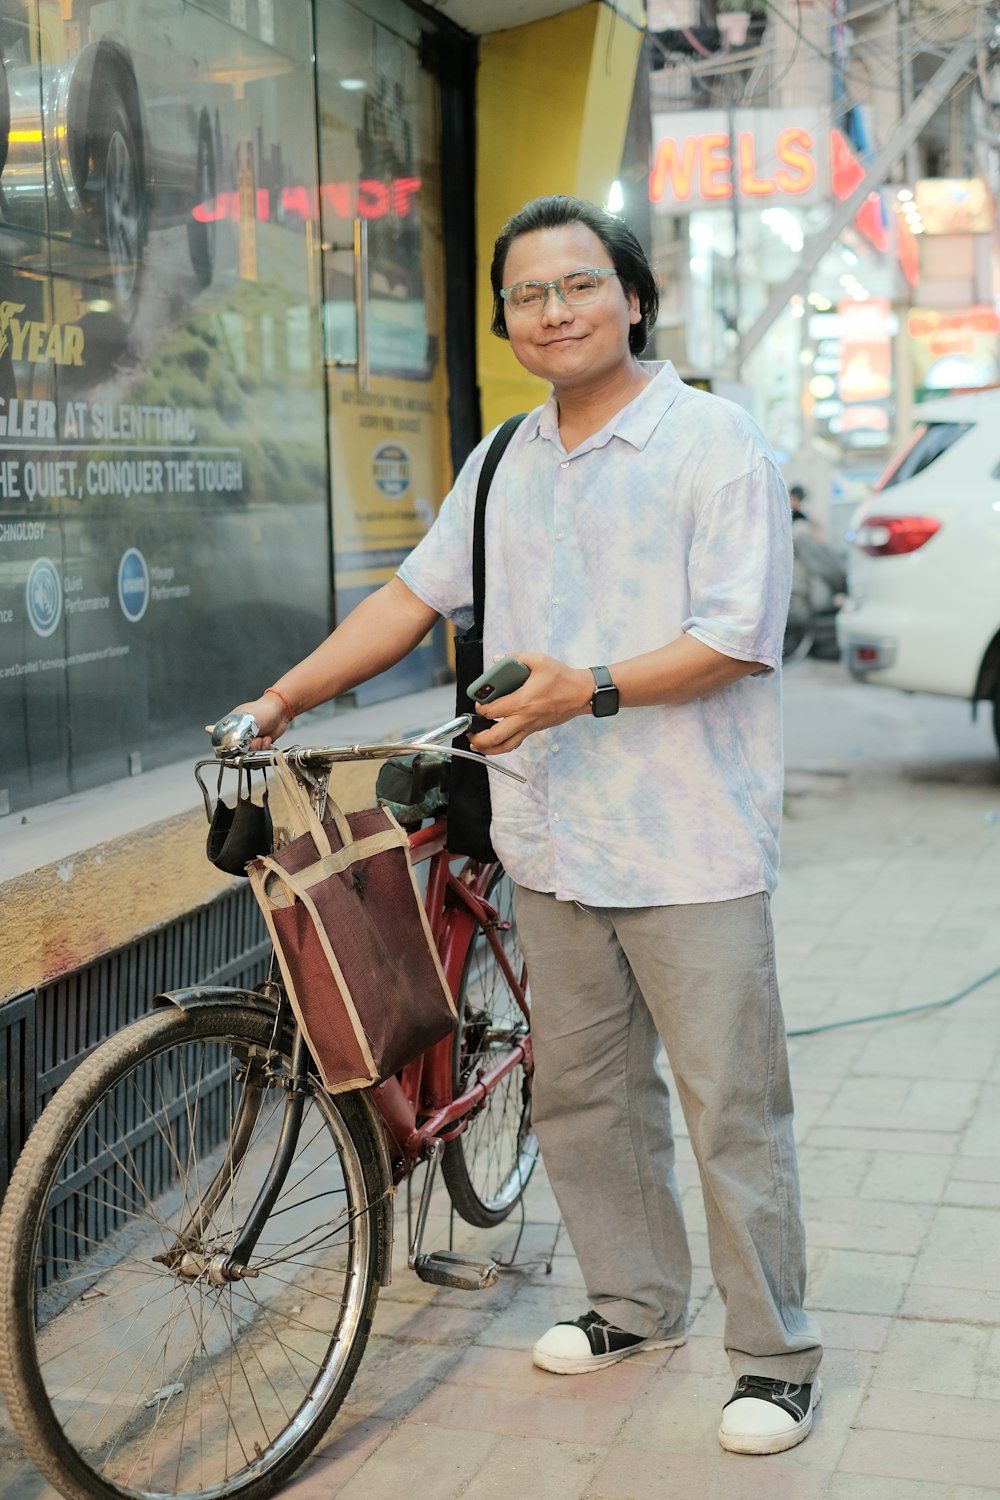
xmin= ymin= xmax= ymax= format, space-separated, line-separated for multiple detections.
xmin=476 ymin=1 xmax=646 ymax=433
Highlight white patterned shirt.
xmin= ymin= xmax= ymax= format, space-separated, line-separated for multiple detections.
xmin=398 ymin=361 xmax=792 ymax=906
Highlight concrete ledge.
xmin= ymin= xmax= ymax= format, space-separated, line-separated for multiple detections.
xmin=1 ymin=684 xmax=456 ymax=1004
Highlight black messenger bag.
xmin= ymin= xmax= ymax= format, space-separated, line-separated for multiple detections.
xmin=447 ymin=413 xmax=526 ymax=862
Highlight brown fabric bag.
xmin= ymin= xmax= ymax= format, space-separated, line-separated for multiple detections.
xmin=248 ymin=754 xmax=457 ymax=1092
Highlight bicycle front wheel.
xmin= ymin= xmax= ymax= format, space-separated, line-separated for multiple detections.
xmin=0 ymin=1002 xmax=389 ymax=1500
xmin=441 ymin=867 xmax=537 ymax=1227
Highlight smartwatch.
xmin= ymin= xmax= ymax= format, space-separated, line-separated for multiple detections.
xmin=589 ymin=665 xmax=620 ymax=718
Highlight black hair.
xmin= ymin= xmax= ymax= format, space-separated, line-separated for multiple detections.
xmin=789 ymin=484 xmax=806 ymax=501
xmin=490 ymin=195 xmax=659 ymax=356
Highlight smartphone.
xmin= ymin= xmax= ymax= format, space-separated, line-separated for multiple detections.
xmin=466 ymin=655 xmax=531 ymax=704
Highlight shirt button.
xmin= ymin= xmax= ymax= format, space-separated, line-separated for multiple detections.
xmin=560 ymin=461 xmax=569 ymax=469
xmin=551 ymin=742 xmax=559 ymax=753
xmin=552 ymin=595 xmax=560 ymax=605
xmin=553 ymin=812 xmax=561 ymax=822
xmin=555 ymin=531 xmax=565 ymax=540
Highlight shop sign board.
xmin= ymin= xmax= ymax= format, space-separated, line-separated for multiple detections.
xmin=914 ymin=179 xmax=994 ymax=236
xmin=650 ymin=109 xmax=829 ymax=211
xmin=837 ymin=298 xmax=893 ymax=448
xmin=908 ymin=307 xmax=1000 ymax=395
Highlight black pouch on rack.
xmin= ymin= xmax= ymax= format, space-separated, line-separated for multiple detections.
xmin=375 ymin=751 xmax=449 ymax=830
xmin=206 ymin=766 xmax=273 ymax=876
xmin=447 ymin=413 xmax=526 ymax=863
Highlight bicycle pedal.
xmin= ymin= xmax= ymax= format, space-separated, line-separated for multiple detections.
xmin=412 ymin=1251 xmax=500 ymax=1290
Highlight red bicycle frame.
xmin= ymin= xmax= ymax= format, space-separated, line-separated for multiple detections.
xmin=369 ymin=818 xmax=532 ymax=1178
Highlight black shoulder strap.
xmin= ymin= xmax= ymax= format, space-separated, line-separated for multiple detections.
xmin=472 ymin=413 xmax=526 ymax=631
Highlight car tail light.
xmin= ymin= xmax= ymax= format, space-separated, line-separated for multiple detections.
xmin=853 ymin=515 xmax=941 ymax=556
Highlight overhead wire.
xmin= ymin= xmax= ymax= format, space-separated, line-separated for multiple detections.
xmin=755 ymin=0 xmax=984 ymax=94
xmin=656 ymin=0 xmax=986 ymax=102
xmin=743 ymin=0 xmax=804 ymax=101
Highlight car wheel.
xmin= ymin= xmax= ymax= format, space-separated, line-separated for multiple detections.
xmin=993 ymin=686 xmax=1000 ymax=758
xmin=97 ymin=97 xmax=142 ymax=317
xmin=187 ymin=113 xmax=216 ymax=288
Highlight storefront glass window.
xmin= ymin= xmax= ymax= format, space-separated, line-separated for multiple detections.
xmin=1 ymin=0 xmax=458 ymax=812
xmin=1 ymin=1 xmax=328 ymax=812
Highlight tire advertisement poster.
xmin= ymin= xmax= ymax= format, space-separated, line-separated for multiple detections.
xmin=0 ymin=0 xmax=329 ymax=811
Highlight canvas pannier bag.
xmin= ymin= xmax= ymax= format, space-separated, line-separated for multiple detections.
xmin=248 ymin=753 xmax=457 ymax=1092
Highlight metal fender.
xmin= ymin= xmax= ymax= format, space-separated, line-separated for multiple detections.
xmin=153 ymin=985 xmax=395 ymax=1285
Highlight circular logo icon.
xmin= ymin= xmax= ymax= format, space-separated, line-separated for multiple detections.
xmin=372 ymin=442 xmax=411 ymax=499
xmin=118 ymin=548 xmax=149 ymax=623
xmin=26 ymin=557 xmax=63 ymax=638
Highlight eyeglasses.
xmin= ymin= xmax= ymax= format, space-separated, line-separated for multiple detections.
xmin=500 ymin=267 xmax=620 ymax=315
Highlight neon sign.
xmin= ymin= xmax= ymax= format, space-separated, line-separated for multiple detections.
xmin=193 ymin=176 xmax=421 ymax=224
xmin=650 ymin=128 xmax=816 ymax=203
xmin=650 ymin=110 xmax=827 ymax=210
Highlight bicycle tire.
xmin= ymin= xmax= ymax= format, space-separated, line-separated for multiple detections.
xmin=0 ymin=1003 xmax=389 ymax=1500
xmin=441 ymin=867 xmax=537 ymax=1227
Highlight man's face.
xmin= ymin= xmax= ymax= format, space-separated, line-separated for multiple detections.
xmin=500 ymin=223 xmax=642 ymax=391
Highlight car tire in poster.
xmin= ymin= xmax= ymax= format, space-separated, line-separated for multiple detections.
xmin=96 ymin=97 xmax=143 ymax=317
xmin=74 ymin=44 xmax=146 ymax=320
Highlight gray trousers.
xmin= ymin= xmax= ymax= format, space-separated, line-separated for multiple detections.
xmin=516 ymin=886 xmax=823 ymax=1383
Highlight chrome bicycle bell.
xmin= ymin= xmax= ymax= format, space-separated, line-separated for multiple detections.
xmin=209 ymin=712 xmax=259 ymax=753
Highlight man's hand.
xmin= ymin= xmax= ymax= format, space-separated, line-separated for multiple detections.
xmin=225 ymin=694 xmax=289 ymax=751
xmin=468 ymin=635 xmax=766 ymax=755
xmin=469 ymin=653 xmax=593 ymax=754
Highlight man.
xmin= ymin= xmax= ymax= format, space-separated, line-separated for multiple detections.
xmin=789 ymin=482 xmax=809 ymax=523
xmin=236 ymin=195 xmax=823 ymax=1456
xmin=787 ymin=482 xmax=847 ymax=660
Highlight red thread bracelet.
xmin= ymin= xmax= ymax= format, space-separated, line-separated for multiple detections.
xmin=264 ymin=686 xmax=295 ymax=721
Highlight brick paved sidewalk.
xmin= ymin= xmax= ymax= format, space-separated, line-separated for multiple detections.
xmin=2 ymin=663 xmax=999 ymax=1498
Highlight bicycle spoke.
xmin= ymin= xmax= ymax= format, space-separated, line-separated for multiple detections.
xmin=442 ymin=870 xmax=536 ymax=1226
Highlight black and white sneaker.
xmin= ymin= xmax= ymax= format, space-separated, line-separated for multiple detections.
xmin=718 ymin=1374 xmax=822 ymax=1454
xmin=532 ymin=1309 xmax=686 ymax=1375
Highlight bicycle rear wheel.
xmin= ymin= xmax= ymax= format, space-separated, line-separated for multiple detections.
xmin=0 ymin=1002 xmax=389 ymax=1500
xmin=441 ymin=868 xmax=537 ymax=1227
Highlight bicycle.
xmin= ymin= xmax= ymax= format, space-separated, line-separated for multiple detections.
xmin=0 ymin=714 xmax=537 ymax=1500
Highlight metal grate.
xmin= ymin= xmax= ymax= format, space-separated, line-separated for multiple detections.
xmin=0 ymin=992 xmax=36 ymax=1206
xmin=1 ymin=884 xmax=270 ymax=1220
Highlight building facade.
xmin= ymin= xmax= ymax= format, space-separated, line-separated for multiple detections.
xmin=0 ymin=0 xmax=644 ymax=1182
xmin=644 ymin=0 xmax=995 ymax=534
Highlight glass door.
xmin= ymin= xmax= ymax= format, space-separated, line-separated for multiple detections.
xmin=314 ymin=0 xmax=451 ymax=704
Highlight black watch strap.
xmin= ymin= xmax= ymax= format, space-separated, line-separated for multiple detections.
xmin=589 ymin=665 xmax=620 ymax=718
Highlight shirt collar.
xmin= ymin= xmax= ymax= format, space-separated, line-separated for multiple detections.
xmin=527 ymin=361 xmax=685 ymax=451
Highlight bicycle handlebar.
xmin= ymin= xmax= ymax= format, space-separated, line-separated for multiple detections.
xmin=198 ymin=712 xmax=526 ymax=784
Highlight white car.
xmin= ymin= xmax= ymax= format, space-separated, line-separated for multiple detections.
xmin=836 ymin=388 xmax=1000 ymax=755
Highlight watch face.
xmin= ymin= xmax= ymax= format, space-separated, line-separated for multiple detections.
xmin=591 ymin=686 xmax=619 ymax=718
